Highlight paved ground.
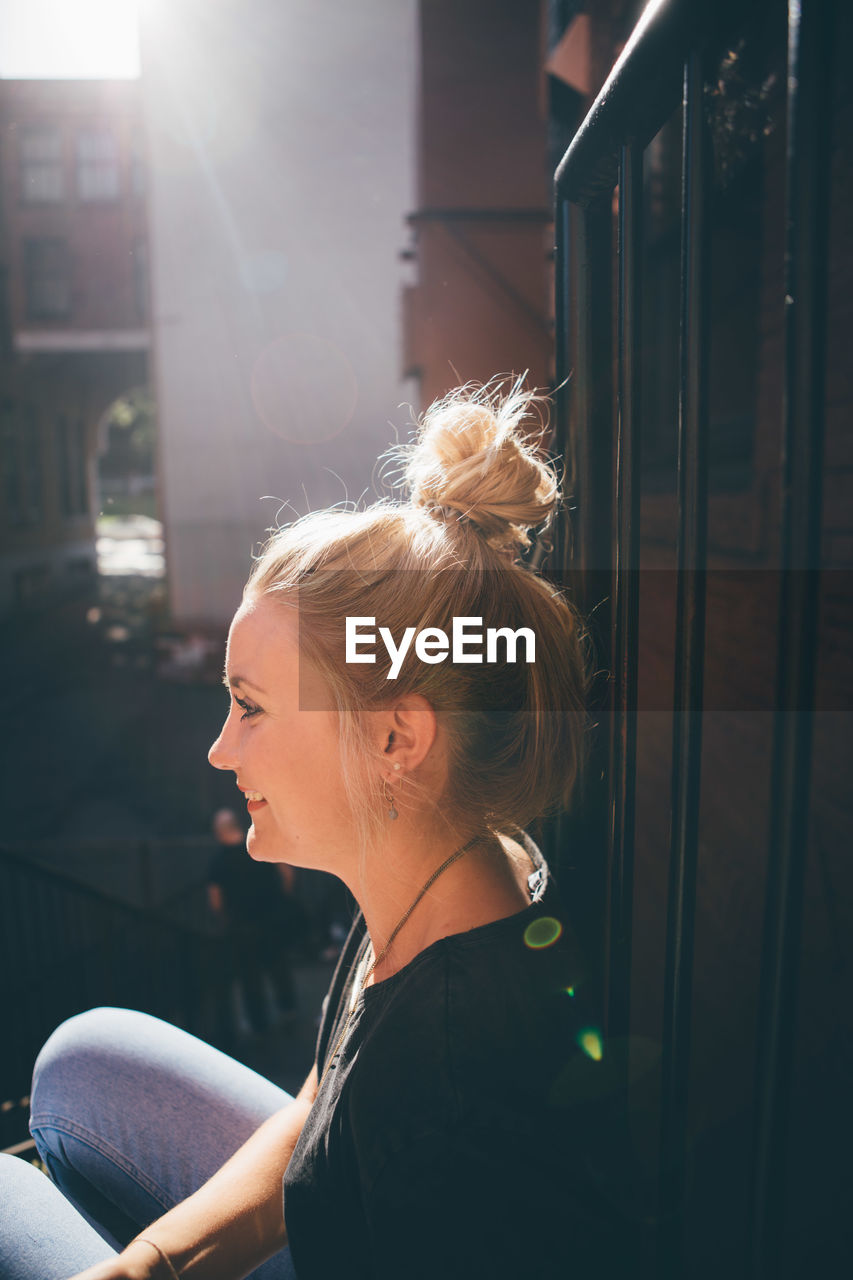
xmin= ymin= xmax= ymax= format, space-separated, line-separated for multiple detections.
xmin=224 ymin=960 xmax=336 ymax=1095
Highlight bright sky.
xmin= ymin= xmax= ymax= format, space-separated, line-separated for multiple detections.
xmin=0 ymin=0 xmax=140 ymax=79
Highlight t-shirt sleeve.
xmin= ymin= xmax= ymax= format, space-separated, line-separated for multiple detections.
xmin=363 ymin=1120 xmax=634 ymax=1280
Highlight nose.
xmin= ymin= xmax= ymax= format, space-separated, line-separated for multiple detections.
xmin=208 ymin=712 xmax=237 ymax=772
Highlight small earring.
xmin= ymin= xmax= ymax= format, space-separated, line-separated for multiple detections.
xmin=383 ymin=778 xmax=398 ymax=821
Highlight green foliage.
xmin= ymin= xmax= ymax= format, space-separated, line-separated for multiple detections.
xmin=101 ymin=387 xmax=157 ymax=477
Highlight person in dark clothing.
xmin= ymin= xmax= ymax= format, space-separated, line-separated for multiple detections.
xmin=11 ymin=381 xmax=638 ymax=1280
xmin=207 ymin=808 xmax=307 ymax=1035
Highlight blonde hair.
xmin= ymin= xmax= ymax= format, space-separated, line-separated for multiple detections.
xmin=245 ymin=379 xmax=590 ymax=862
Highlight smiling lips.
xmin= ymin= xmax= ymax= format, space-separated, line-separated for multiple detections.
xmin=240 ymin=788 xmax=267 ymax=812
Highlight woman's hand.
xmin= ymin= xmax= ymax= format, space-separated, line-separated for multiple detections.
xmin=68 ymin=1068 xmax=317 ymax=1280
xmin=67 ymin=1239 xmax=162 ymax=1280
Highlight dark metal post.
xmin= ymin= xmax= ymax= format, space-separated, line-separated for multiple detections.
xmin=552 ymin=193 xmax=574 ymax=573
xmin=658 ymin=50 xmax=711 ymax=1275
xmin=543 ymin=193 xmax=575 ymax=885
xmin=570 ymin=196 xmax=613 ymax=600
xmin=549 ymin=177 xmax=615 ymax=994
xmin=569 ymin=195 xmax=615 ymax=995
xmin=608 ymin=142 xmax=642 ymax=1042
xmin=749 ymin=2 xmax=834 ymax=1274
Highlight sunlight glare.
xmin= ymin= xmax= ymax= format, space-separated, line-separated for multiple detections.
xmin=0 ymin=0 xmax=140 ymax=79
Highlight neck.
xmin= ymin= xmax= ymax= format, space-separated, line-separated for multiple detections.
xmin=348 ymin=825 xmax=533 ymax=983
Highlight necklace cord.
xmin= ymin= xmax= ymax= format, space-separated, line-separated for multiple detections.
xmin=318 ymin=835 xmax=481 ymax=1087
xmin=370 ymin=835 xmax=480 ymax=972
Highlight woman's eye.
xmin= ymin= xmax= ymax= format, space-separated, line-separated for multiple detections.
xmin=234 ymin=695 xmax=261 ymax=721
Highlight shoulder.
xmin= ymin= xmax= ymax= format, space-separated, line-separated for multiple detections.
xmin=347 ymin=886 xmax=592 ymax=1150
xmin=353 ymin=910 xmax=635 ymax=1278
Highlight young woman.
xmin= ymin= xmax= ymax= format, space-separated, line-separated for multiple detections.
xmin=0 ymin=383 xmax=632 ymax=1279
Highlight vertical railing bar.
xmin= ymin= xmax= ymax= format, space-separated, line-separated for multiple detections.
xmin=571 ymin=203 xmax=593 ymax=591
xmin=748 ymin=1 xmax=834 ymax=1274
xmin=544 ymin=191 xmax=574 ymax=883
xmin=658 ymin=49 xmax=711 ymax=1276
xmin=553 ymin=193 xmax=573 ymax=573
xmin=545 ymin=192 xmax=616 ymax=998
xmin=608 ymin=141 xmax=642 ymax=1043
xmin=573 ymin=196 xmax=615 ymax=999
xmin=570 ymin=197 xmax=614 ymax=602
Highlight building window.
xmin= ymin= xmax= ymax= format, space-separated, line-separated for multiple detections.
xmin=25 ymin=239 xmax=71 ymax=321
xmin=19 ymin=124 xmax=64 ymax=202
xmin=77 ymin=128 xmax=120 ymax=201
xmin=1 ymin=402 xmax=43 ymax=526
xmin=56 ymin=415 xmax=89 ymax=518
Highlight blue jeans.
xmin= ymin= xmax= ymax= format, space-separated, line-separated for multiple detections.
xmin=0 ymin=1008 xmax=300 ymax=1280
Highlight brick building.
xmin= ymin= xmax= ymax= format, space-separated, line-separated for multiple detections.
xmin=403 ymin=0 xmax=552 ymax=404
xmin=0 ymin=78 xmax=149 ymax=618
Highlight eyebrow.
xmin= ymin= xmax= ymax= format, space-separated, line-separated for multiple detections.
xmin=222 ymin=672 xmax=269 ymax=696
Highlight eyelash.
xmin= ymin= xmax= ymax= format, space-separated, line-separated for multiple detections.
xmin=234 ymin=695 xmax=262 ymax=721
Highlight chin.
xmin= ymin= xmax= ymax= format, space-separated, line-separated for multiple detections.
xmin=247 ymin=824 xmax=293 ymax=866
xmin=245 ymin=827 xmax=273 ymax=863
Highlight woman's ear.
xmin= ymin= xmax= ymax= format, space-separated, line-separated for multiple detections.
xmin=373 ymin=694 xmax=438 ymax=774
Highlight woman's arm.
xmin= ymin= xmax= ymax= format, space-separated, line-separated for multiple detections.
xmin=72 ymin=1065 xmax=318 ymax=1280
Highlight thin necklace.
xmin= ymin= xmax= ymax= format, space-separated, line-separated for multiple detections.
xmin=319 ymin=835 xmax=481 ymax=1088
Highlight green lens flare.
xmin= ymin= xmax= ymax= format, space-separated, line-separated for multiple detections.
xmin=523 ymin=916 xmax=563 ymax=950
xmin=577 ymin=1028 xmax=603 ymax=1062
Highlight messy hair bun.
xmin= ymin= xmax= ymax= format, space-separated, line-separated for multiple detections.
xmin=247 ymin=377 xmax=587 ymax=866
xmin=404 ymin=380 xmax=558 ymax=553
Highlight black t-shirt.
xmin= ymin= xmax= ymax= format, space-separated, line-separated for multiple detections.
xmin=282 ymin=836 xmax=635 ymax=1279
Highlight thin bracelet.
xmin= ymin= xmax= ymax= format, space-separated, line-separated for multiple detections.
xmin=132 ymin=1238 xmax=181 ymax=1280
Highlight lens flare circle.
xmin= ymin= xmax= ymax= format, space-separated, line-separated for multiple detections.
xmin=523 ymin=916 xmax=563 ymax=950
xmin=577 ymin=1028 xmax=604 ymax=1062
xmin=250 ymin=332 xmax=358 ymax=444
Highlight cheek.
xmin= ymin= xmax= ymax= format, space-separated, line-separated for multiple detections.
xmin=255 ymin=716 xmax=343 ymax=815
xmin=298 ymin=711 xmax=341 ymax=764
xmin=294 ymin=723 xmax=348 ymax=805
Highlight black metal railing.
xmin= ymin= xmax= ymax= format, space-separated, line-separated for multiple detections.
xmin=748 ymin=2 xmax=834 ymax=1274
xmin=0 ymin=847 xmax=224 ymax=1154
xmin=551 ymin=0 xmax=834 ymax=1275
xmin=4 ymin=837 xmax=217 ymax=920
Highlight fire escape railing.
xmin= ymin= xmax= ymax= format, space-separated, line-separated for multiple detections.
xmin=551 ymin=1 xmax=834 ymax=1276
xmin=749 ymin=2 xmax=834 ymax=1274
xmin=0 ymin=846 xmax=224 ymax=1156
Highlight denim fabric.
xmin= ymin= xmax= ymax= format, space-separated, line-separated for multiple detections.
xmin=0 ymin=1153 xmax=116 ymax=1280
xmin=0 ymin=1008 xmax=299 ymax=1279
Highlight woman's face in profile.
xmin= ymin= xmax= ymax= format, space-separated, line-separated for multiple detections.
xmin=209 ymin=597 xmax=351 ymax=870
